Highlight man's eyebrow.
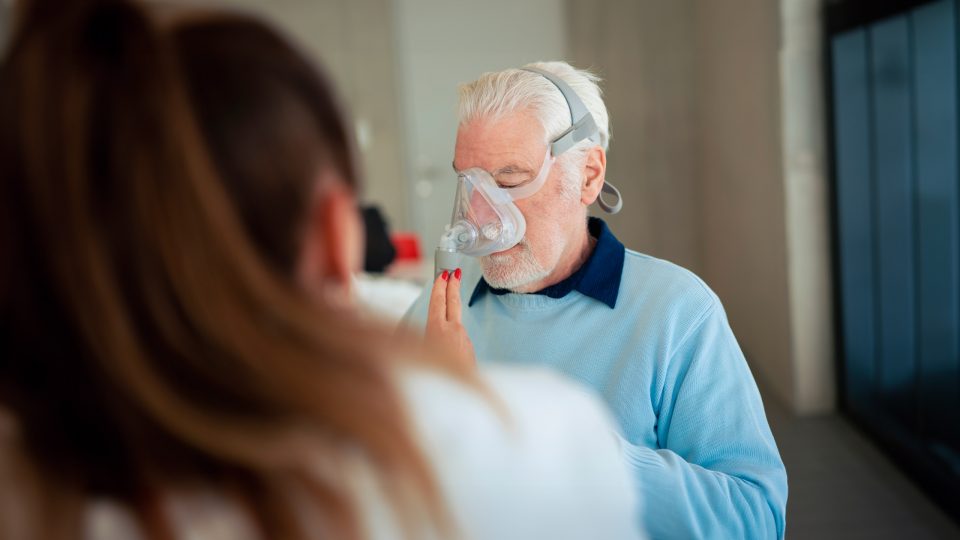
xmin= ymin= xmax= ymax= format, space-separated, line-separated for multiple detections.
xmin=493 ymin=164 xmax=530 ymax=175
xmin=451 ymin=161 xmax=534 ymax=175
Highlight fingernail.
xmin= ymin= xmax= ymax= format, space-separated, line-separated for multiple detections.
xmin=454 ymin=268 xmax=462 ymax=280
xmin=441 ymin=270 xmax=449 ymax=281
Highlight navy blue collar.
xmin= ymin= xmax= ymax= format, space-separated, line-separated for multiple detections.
xmin=468 ymin=217 xmax=625 ymax=309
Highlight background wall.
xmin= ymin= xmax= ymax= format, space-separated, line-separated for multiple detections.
xmin=695 ymin=0 xmax=796 ymax=407
xmin=567 ymin=0 xmax=702 ymax=274
xmin=216 ymin=0 xmax=411 ymax=233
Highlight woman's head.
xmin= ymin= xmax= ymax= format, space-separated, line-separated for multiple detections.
xmin=169 ymin=13 xmax=364 ymax=294
xmin=0 ymin=1 xmax=450 ymax=538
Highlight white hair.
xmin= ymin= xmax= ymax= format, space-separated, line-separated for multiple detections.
xmin=457 ymin=61 xmax=610 ymax=198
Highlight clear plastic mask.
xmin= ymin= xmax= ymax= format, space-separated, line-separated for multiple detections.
xmin=440 ymin=147 xmax=553 ymax=257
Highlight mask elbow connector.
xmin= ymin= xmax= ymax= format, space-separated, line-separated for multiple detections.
xmin=435 ymin=222 xmax=472 ymax=278
xmin=434 ymin=246 xmax=460 ymax=279
xmin=441 ymin=221 xmax=478 ymax=252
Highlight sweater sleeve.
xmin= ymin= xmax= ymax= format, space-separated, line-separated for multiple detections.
xmin=624 ymin=299 xmax=787 ymax=539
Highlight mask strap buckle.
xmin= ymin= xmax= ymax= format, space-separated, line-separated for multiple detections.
xmin=598 ymin=182 xmax=622 ymax=214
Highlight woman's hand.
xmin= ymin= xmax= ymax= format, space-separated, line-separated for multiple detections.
xmin=426 ymin=268 xmax=476 ymax=368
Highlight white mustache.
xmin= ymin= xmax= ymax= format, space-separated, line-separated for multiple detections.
xmin=487 ymin=239 xmax=530 ymax=264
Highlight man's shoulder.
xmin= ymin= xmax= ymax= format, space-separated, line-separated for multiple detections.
xmin=619 ymin=249 xmax=719 ymax=321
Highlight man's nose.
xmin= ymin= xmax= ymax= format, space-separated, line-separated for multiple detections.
xmin=468 ymin=190 xmax=499 ymax=223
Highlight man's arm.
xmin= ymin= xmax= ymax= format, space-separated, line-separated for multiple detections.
xmin=628 ymin=299 xmax=787 ymax=539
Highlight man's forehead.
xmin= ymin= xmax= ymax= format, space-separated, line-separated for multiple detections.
xmin=453 ymin=112 xmax=545 ymax=171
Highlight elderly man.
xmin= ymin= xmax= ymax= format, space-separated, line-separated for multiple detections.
xmin=404 ymin=61 xmax=787 ymax=539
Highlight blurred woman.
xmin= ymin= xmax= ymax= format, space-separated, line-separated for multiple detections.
xmin=0 ymin=1 xmax=640 ymax=539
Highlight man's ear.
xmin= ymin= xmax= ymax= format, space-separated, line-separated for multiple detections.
xmin=297 ymin=184 xmax=363 ymax=298
xmin=580 ymin=146 xmax=606 ymax=206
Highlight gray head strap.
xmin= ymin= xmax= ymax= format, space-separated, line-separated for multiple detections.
xmin=521 ymin=66 xmax=623 ymax=214
xmin=522 ymin=66 xmax=599 ymax=156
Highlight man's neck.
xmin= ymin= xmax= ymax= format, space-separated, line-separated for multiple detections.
xmin=514 ymin=222 xmax=596 ymax=293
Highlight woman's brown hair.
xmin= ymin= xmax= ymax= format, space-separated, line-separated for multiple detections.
xmin=0 ymin=1 xmax=461 ymax=538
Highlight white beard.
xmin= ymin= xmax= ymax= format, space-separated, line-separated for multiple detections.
xmin=480 ymin=239 xmax=550 ymax=291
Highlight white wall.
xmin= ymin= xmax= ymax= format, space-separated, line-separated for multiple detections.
xmin=780 ymin=0 xmax=835 ymax=414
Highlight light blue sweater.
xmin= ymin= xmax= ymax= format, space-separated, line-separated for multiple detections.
xmin=403 ymin=220 xmax=787 ymax=539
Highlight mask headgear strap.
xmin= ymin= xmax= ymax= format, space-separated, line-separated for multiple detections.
xmin=521 ymin=66 xmax=623 ymax=214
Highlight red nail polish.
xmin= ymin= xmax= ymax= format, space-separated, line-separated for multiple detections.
xmin=454 ymin=268 xmax=462 ymax=280
xmin=441 ymin=270 xmax=449 ymax=281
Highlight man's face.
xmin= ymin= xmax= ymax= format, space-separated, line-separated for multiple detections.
xmin=453 ymin=109 xmax=585 ymax=292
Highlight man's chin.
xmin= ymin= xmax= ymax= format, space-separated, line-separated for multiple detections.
xmin=479 ymin=239 xmax=550 ymax=290
xmin=480 ymin=261 xmax=548 ymax=292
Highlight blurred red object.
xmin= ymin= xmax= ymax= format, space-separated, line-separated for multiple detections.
xmin=391 ymin=233 xmax=422 ymax=262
